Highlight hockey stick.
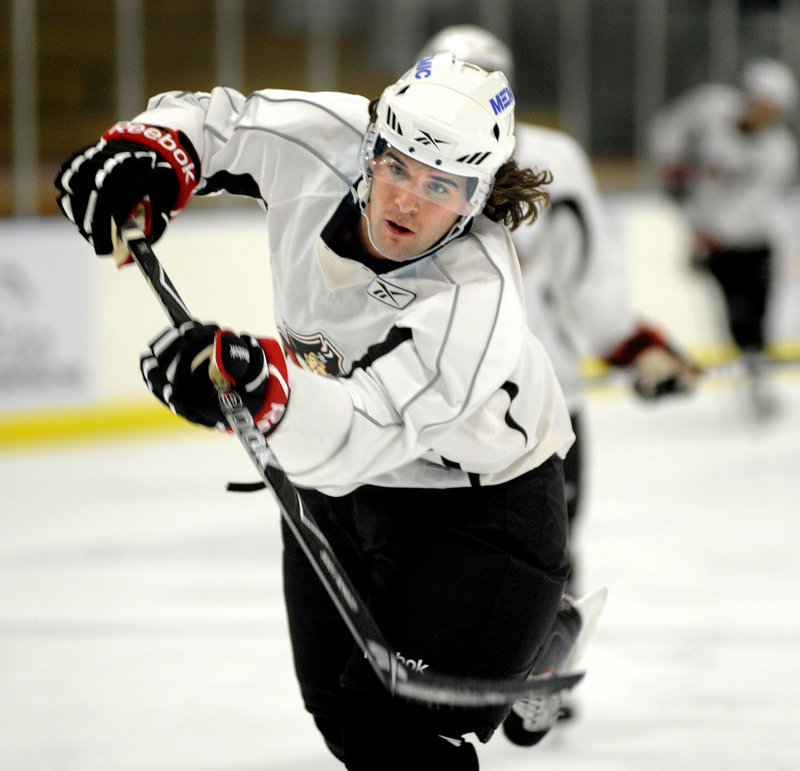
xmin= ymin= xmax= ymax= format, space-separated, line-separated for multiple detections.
xmin=119 ymin=221 xmax=584 ymax=706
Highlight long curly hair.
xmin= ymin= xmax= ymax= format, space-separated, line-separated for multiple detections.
xmin=365 ymin=98 xmax=551 ymax=230
xmin=484 ymin=161 xmax=551 ymax=230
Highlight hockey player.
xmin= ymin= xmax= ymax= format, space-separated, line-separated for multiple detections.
xmin=419 ymin=25 xmax=699 ymax=747
xmin=648 ymin=57 xmax=798 ymax=418
xmin=56 ymin=54 xmax=582 ymax=770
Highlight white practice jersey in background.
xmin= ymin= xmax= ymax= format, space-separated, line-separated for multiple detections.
xmin=134 ymin=87 xmax=574 ymax=495
xmin=511 ymin=124 xmax=639 ymax=411
xmin=648 ymin=83 xmax=798 ymax=247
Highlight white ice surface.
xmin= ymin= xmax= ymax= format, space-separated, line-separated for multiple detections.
xmin=2 ymin=371 xmax=799 ymax=770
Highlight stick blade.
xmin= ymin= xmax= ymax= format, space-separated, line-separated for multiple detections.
xmin=391 ymin=668 xmax=585 ymax=707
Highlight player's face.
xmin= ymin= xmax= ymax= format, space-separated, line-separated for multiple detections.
xmin=360 ymin=149 xmax=468 ymax=261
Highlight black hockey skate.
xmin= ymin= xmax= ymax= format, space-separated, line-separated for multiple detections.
xmin=503 ymin=587 xmax=607 ymax=747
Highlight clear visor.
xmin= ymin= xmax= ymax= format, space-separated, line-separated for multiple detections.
xmin=368 ymin=146 xmax=480 ymax=216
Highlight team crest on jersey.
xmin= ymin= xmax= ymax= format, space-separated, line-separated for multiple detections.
xmin=367 ymin=277 xmax=416 ymax=309
xmin=280 ymin=326 xmax=344 ymax=377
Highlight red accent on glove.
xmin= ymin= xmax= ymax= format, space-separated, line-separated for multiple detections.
xmin=253 ymin=337 xmax=290 ymax=435
xmin=212 ymin=330 xmax=290 ymax=437
xmin=102 ymin=122 xmax=199 ymax=212
xmin=602 ymin=324 xmax=668 ymax=368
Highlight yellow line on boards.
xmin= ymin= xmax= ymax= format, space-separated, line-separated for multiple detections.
xmin=1 ymin=341 xmax=798 ymax=449
xmin=0 ymin=401 xmax=194 ymax=449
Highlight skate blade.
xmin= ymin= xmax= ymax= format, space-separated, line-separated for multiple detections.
xmin=563 ymin=586 xmax=608 ymax=673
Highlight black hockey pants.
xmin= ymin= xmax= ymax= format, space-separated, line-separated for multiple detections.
xmin=281 ymin=455 xmax=571 ymax=769
xmin=705 ymin=245 xmax=772 ymax=352
xmin=563 ymin=411 xmax=584 ymax=592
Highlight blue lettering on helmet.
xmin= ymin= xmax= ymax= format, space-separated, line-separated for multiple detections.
xmin=415 ymin=56 xmax=435 ymax=79
xmin=490 ymin=86 xmax=515 ymax=115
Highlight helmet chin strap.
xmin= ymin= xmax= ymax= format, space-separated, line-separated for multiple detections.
xmin=359 ymin=207 xmax=396 ymax=261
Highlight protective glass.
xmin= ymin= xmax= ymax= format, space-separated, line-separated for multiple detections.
xmin=368 ymin=145 xmax=478 ymax=216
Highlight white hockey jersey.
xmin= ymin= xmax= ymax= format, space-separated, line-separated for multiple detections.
xmin=648 ymin=83 xmax=798 ymax=247
xmin=510 ymin=124 xmax=639 ymax=410
xmin=134 ymin=87 xmax=574 ymax=495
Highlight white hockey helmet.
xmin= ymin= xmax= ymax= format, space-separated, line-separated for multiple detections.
xmin=418 ymin=25 xmax=514 ymax=81
xmin=359 ymin=52 xmax=517 ymax=251
xmin=742 ymin=58 xmax=798 ymax=112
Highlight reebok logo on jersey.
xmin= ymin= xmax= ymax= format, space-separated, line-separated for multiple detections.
xmin=367 ymin=277 xmax=416 ymax=309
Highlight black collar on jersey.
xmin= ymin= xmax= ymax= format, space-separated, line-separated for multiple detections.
xmin=321 ymin=192 xmax=399 ymax=274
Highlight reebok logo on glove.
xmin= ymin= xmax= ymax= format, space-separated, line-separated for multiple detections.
xmin=55 ymin=120 xmax=201 ymax=259
xmin=104 ymin=122 xmax=197 ymax=189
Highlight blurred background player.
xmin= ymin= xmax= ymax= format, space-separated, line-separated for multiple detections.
xmin=419 ymin=24 xmax=700 ymax=747
xmin=648 ymin=57 xmax=798 ymax=419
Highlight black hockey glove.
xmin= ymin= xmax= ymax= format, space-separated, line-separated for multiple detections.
xmin=603 ymin=324 xmax=701 ymax=401
xmin=55 ymin=122 xmax=200 ymax=262
xmin=140 ymin=322 xmax=290 ymax=435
